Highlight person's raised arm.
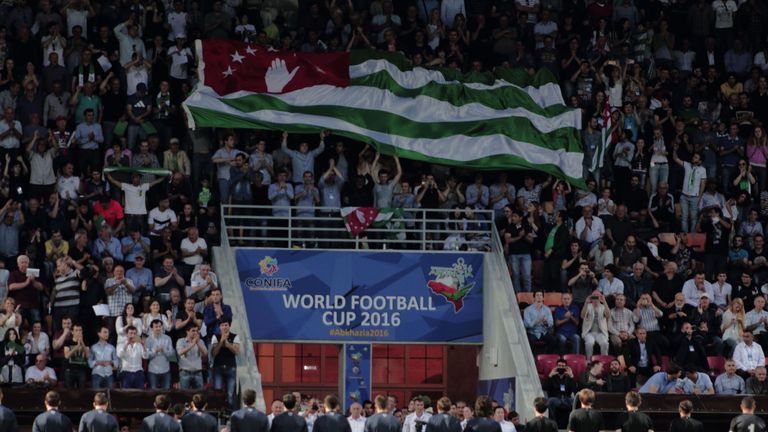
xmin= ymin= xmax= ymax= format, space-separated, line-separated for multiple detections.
xmin=391 ymin=155 xmax=402 ymax=184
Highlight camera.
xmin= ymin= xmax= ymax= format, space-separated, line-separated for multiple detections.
xmin=557 ymin=368 xmax=566 ymax=374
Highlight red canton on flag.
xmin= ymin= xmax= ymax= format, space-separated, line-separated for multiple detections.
xmin=341 ymin=207 xmax=380 ymax=237
xmin=199 ymin=40 xmax=350 ymax=95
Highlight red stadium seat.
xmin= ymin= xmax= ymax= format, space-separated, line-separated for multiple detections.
xmin=544 ymin=293 xmax=563 ymax=307
xmin=563 ymin=354 xmax=587 ymax=378
xmin=687 ymin=233 xmax=707 ymax=253
xmin=517 ymin=292 xmax=534 ymax=307
xmin=591 ymin=355 xmax=616 ymax=374
xmin=536 ymin=354 xmax=561 ymax=379
xmin=661 ymin=356 xmax=671 ymax=371
xmin=707 ymin=356 xmax=725 ymax=379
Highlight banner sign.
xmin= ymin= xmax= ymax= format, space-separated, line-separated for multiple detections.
xmin=236 ymin=249 xmax=484 ymax=343
xmin=343 ymin=344 xmax=372 ymax=411
xmin=478 ymin=377 xmax=516 ymax=412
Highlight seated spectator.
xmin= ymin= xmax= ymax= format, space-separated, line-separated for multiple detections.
xmin=620 ymin=327 xmax=662 ymax=387
xmin=145 ymin=319 xmax=174 ymax=390
xmin=126 ymin=254 xmax=153 ymax=311
xmin=711 ymin=271 xmax=732 ymax=310
xmin=674 ymin=322 xmax=709 ymax=373
xmin=553 ymin=292 xmax=581 ymax=355
xmin=734 ymin=330 xmax=766 ymax=379
xmin=62 ymin=323 xmax=89 ymax=388
xmin=154 ymin=257 xmax=185 ymax=307
xmin=120 ymin=226 xmax=151 ymax=266
xmin=689 ymin=293 xmax=724 ymax=356
xmin=176 ymin=324 xmax=207 ymax=390
xmin=605 ymin=360 xmax=631 ymax=393
xmin=542 ymin=358 xmax=578 ymax=428
xmin=748 ymin=296 xmax=768 ymax=354
xmin=142 ymin=299 xmax=172 ymax=335
xmin=115 ymin=303 xmax=142 ymax=350
xmin=682 ymin=364 xmax=715 ymax=395
xmin=189 ymin=262 xmax=218 ymax=302
xmin=25 ymin=354 xmax=57 ymax=387
xmin=681 ymin=271 xmax=714 ymax=307
xmin=597 ymin=265 xmax=623 ymax=305
xmin=664 ymin=293 xmax=694 ymax=347
xmin=621 ymin=262 xmax=652 ymax=308
xmin=638 ymin=364 xmax=683 ymax=394
xmin=523 ymin=291 xmax=555 ymax=352
xmin=746 ymin=366 xmax=768 ymax=395
xmin=116 ymin=325 xmax=145 ymax=389
xmin=715 ymin=359 xmax=745 ymax=395
xmin=22 ymin=321 xmax=50 ymax=363
xmin=581 ymin=292 xmax=610 ymax=358
xmin=608 ymin=294 xmax=635 ymax=354
xmin=579 ymin=361 xmax=607 ymax=392
xmin=722 ymin=298 xmax=746 ymax=356
xmin=88 ymin=325 xmax=118 ymax=389
xmin=567 ymin=263 xmax=597 ymax=308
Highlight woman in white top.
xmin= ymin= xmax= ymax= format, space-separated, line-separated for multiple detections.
xmin=426 ymin=8 xmax=444 ymax=50
xmin=23 ymin=321 xmax=50 ymax=363
xmin=0 ymin=298 xmax=21 ymax=340
xmin=142 ymin=299 xmax=172 ymax=334
xmin=115 ymin=303 xmax=143 ymax=349
xmin=124 ymin=53 xmax=152 ymax=96
xmin=722 ymin=298 xmax=746 ymax=355
xmin=648 ymin=127 xmax=669 ymax=193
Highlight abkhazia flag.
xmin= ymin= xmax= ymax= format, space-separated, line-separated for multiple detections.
xmin=340 ymin=207 xmax=401 ymax=237
xmin=183 ymin=40 xmax=584 ymax=184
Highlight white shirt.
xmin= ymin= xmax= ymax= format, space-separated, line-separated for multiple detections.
xmin=681 ymin=161 xmax=707 ymax=197
xmin=148 ymin=207 xmax=177 ymax=234
xmin=25 ymin=365 xmax=56 ymax=382
xmin=402 ymin=412 xmax=431 ymax=432
xmin=712 ymin=282 xmax=732 ymax=308
xmin=499 ymin=421 xmax=516 ymax=432
xmin=0 ymin=120 xmax=21 ymax=149
xmin=166 ymin=12 xmax=188 ymax=41
xmin=681 ymin=279 xmax=715 ymax=306
xmin=440 ymin=0 xmax=466 ymax=27
xmin=754 ymin=52 xmax=768 ymax=72
xmin=57 ymin=175 xmax=80 ymax=200
xmin=598 ymin=277 xmax=624 ymax=297
xmin=180 ymin=237 xmax=207 ymax=266
xmin=713 ymin=0 xmax=737 ymax=28
xmin=117 ymin=341 xmax=146 ymax=372
xmin=348 ymin=416 xmax=366 ymax=432
xmin=168 ymin=46 xmax=192 ymax=80
xmin=121 ymin=183 xmax=150 ymax=215
xmin=65 ymin=8 xmax=88 ymax=37
xmin=733 ymin=341 xmax=765 ymax=371
xmin=575 ymin=216 xmax=605 ymax=244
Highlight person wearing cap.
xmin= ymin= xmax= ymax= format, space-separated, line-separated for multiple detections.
xmin=166 ymin=1 xmax=188 ymax=42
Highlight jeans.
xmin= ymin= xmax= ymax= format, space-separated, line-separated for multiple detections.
xmin=555 ymin=332 xmax=581 ymax=355
xmin=753 ymin=165 xmax=767 ymax=195
xmin=121 ymin=370 xmax=145 ymax=389
xmin=648 ymin=163 xmax=669 ymax=194
xmin=214 ymin=366 xmax=237 ymax=408
xmin=722 ymin=165 xmax=736 ymax=195
xmin=126 ymin=124 xmax=147 ymax=150
xmin=102 ymin=121 xmax=117 ymax=148
xmin=179 ymin=370 xmax=204 ymax=389
xmin=680 ymin=194 xmax=699 ymax=233
xmin=508 ymin=254 xmax=532 ymax=292
xmin=64 ymin=367 xmax=88 ymax=389
xmin=91 ymin=374 xmax=114 ymax=389
xmin=148 ymin=371 xmax=171 ymax=389
xmin=218 ymin=178 xmax=231 ymax=206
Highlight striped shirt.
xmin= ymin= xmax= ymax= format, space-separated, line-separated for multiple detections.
xmin=634 ymin=307 xmax=661 ymax=332
xmin=53 ymin=270 xmax=80 ymax=308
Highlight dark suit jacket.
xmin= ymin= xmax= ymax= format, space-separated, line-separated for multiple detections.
xmin=364 ymin=412 xmax=402 ymax=432
xmin=79 ymin=409 xmax=119 ymax=432
xmin=674 ymin=337 xmax=709 ymax=372
xmin=181 ymin=411 xmax=218 ymax=432
xmin=696 ymin=49 xmax=724 ymax=71
xmin=314 ymin=412 xmax=352 ymax=432
xmin=140 ymin=412 xmax=182 ymax=432
xmin=669 ymin=417 xmax=704 ymax=432
xmin=230 ymin=407 xmax=269 ymax=432
xmin=622 ymin=338 xmax=663 ymax=370
xmin=271 ymin=411 xmax=308 ymax=432
xmin=426 ymin=413 xmax=462 ymax=432
xmin=0 ymin=405 xmax=18 ymax=432
xmin=464 ymin=418 xmax=502 ymax=432
xmin=32 ymin=410 xmax=73 ymax=432
xmin=550 ymin=224 xmax=570 ymax=260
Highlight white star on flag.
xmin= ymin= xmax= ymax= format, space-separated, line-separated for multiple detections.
xmin=230 ymin=51 xmax=245 ymax=63
xmin=223 ymin=66 xmax=235 ymax=77
xmin=245 ymin=45 xmax=257 ymax=56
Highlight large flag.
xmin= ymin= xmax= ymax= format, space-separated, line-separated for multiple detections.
xmin=183 ymin=40 xmax=584 ymax=184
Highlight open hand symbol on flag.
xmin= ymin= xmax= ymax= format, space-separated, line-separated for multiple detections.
xmin=266 ymin=58 xmax=299 ymax=93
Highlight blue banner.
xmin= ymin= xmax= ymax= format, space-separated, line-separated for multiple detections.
xmin=236 ymin=249 xmax=484 ymax=343
xmin=343 ymin=344 xmax=371 ymax=411
xmin=478 ymin=378 xmax=516 ymax=412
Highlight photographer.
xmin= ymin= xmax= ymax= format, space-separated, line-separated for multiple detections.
xmin=543 ymin=358 xmax=578 ymax=428
xmin=568 ymin=263 xmax=597 ymax=309
xmin=403 ymin=396 xmax=431 ymax=432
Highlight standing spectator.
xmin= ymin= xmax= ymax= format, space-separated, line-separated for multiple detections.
xmin=189 ymin=263 xmax=218 ymax=302
xmin=212 ymin=318 xmax=240 ymax=408
xmin=212 ymin=133 xmax=247 ymax=205
xmin=124 ymin=83 xmax=152 ymax=149
xmin=116 ymin=325 xmax=144 ymax=389
xmin=502 ymin=209 xmax=533 ymax=293
xmin=106 ymin=266 xmax=136 ymax=336
xmin=176 ymin=324 xmax=207 ymax=390
xmin=203 ymin=287 xmax=233 ymax=339
xmin=88 ymin=325 xmax=117 ymax=389
xmin=114 ymin=19 xmax=146 ymax=66
xmin=581 ymin=293 xmax=610 ymax=358
xmin=282 ymin=131 xmax=326 ymax=185
xmin=62 ymin=323 xmax=89 ymax=389
xmin=51 ymin=257 xmax=82 ymax=333
xmin=107 ymin=171 xmax=168 ymax=231
xmin=145 ymin=319 xmax=174 ymax=389
xmin=154 ymin=257 xmax=185 ymax=306
xmin=73 ymin=108 xmax=103 ymax=176
xmin=465 ymin=174 xmax=489 ymax=213
xmin=672 ymin=145 xmax=706 ymax=232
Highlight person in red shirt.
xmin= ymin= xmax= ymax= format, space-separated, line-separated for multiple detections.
xmin=93 ymin=194 xmax=125 ymax=234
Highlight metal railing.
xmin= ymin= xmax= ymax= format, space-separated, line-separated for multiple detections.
xmin=221 ymin=204 xmax=496 ymax=251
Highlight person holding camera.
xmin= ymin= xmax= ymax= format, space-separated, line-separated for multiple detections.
xmin=581 ymin=291 xmax=610 ymax=358
xmin=543 ymin=358 xmax=578 ymax=428
xmin=568 ymin=263 xmax=597 ymax=308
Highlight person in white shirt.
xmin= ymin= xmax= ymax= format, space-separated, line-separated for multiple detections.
xmin=148 ymin=197 xmax=177 ymax=237
xmin=114 ymin=19 xmax=146 ymax=66
xmin=732 ymin=330 xmax=765 ymax=378
xmin=0 ymin=107 xmax=22 ymax=151
xmin=348 ymin=402 xmax=365 ymax=432
xmin=598 ymin=265 xmax=624 ymax=300
xmin=267 ymin=399 xmax=285 ymax=427
xmin=116 ymin=325 xmax=145 ymax=389
xmin=711 ymin=271 xmax=732 ymax=309
xmin=440 ymin=0 xmax=465 ymax=28
xmin=681 ymin=271 xmax=715 ymax=307
xmin=25 ymin=354 xmax=57 ymax=386
xmin=180 ymin=227 xmax=207 ymax=268
xmin=107 ymin=172 xmax=168 ymax=229
xmin=166 ymin=1 xmax=189 ymax=42
xmin=189 ymin=263 xmax=217 ymax=301
xmin=574 ymin=205 xmax=605 ymax=247
xmin=56 ymin=162 xmax=80 ymax=200
xmin=671 ymin=145 xmax=706 ymax=233
xmin=493 ymin=406 xmax=516 ymax=432
xmin=402 ymin=397 xmax=431 ymax=432
xmin=167 ymin=36 xmax=193 ymax=80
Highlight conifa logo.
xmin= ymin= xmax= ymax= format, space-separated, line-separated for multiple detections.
xmin=426 ymin=257 xmax=476 ymax=313
xmin=244 ymin=256 xmax=293 ymax=291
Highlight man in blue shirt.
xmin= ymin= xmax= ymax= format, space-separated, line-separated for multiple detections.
xmin=638 ymin=364 xmax=683 ymax=393
xmin=281 ymin=131 xmax=325 ymax=184
xmin=553 ymin=292 xmax=581 ymax=355
xmin=203 ymin=287 xmax=233 ymax=340
xmin=524 ymin=290 xmax=555 ymax=351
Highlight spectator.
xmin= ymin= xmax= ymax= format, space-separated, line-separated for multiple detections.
xmin=62 ymin=323 xmax=89 ymax=388
xmin=605 ymin=359 xmax=631 ymax=393
xmin=733 ymin=330 xmax=766 ymax=379
xmin=682 ymin=364 xmax=715 ymax=395
xmin=674 ymin=322 xmax=709 ymax=373
xmin=116 ymin=325 xmax=144 ymax=389
xmin=608 ymin=294 xmax=635 ymax=353
xmin=121 ymin=226 xmax=150 ymax=266
xmin=620 ymin=327 xmax=662 ymax=387
xmin=581 ymin=292 xmax=610 ymax=358
xmin=25 ymin=354 xmax=57 ymax=386
xmin=523 ymin=291 xmax=555 ymax=351
xmin=212 ymin=318 xmax=240 ymax=408
xmin=715 ymin=359 xmax=746 ymax=395
xmin=142 ymin=299 xmax=172 ymax=335
xmin=145 ymin=318 xmax=174 ymax=389
xmin=88 ymin=325 xmax=117 ymax=389
xmin=154 ymin=257 xmax=185 ymax=307
xmin=189 ymin=263 xmax=218 ymax=302
xmin=553 ymin=292 xmax=581 ymax=355
xmin=176 ymin=324 xmax=207 ymax=390
xmin=722 ymin=298 xmax=747 ymax=356
xmin=638 ymin=364 xmax=683 ymax=394
xmin=746 ymin=295 xmax=768 ymax=352
xmin=746 ymin=366 xmax=768 ymax=395
xmin=204 ymin=287 xmax=233 ymax=339
xmin=106 ymin=171 xmax=168 ymax=231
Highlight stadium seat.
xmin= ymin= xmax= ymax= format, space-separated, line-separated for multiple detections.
xmin=661 ymin=356 xmax=671 ymax=371
xmin=536 ymin=354 xmax=560 ymax=379
xmin=543 ymin=293 xmax=563 ymax=307
xmin=517 ymin=292 xmax=534 ymax=307
xmin=687 ymin=233 xmax=707 ymax=253
xmin=532 ymin=260 xmax=544 ymax=288
xmin=707 ymin=356 xmax=725 ymax=379
xmin=563 ymin=354 xmax=587 ymax=378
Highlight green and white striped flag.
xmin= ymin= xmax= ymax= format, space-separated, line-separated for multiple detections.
xmin=183 ymin=41 xmax=584 ymax=184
